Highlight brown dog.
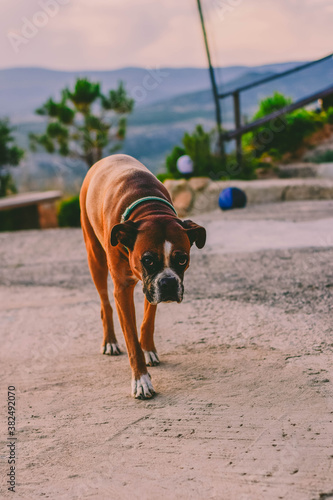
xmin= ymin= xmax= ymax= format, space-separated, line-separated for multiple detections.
xmin=80 ymin=154 xmax=206 ymax=399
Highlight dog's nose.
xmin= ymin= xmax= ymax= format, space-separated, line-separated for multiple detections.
xmin=160 ymin=276 xmax=178 ymax=291
xmin=158 ymin=275 xmax=182 ymax=303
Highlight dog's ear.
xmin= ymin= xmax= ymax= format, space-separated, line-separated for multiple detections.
xmin=111 ymin=220 xmax=138 ymax=249
xmin=181 ymin=220 xmax=206 ymax=249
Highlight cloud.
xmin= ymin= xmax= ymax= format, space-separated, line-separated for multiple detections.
xmin=0 ymin=0 xmax=332 ymax=70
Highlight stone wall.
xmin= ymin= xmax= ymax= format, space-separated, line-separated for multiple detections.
xmin=164 ymin=177 xmax=333 ymax=216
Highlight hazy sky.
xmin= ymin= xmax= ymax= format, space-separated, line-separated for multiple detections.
xmin=1 ymin=0 xmax=332 ymax=70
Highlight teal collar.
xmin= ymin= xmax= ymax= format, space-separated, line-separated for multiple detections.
xmin=121 ymin=196 xmax=177 ymax=222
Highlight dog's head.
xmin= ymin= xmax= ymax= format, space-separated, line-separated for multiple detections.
xmin=111 ymin=217 xmax=206 ymax=304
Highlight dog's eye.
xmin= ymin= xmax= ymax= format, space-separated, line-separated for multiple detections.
xmin=177 ymin=256 xmax=188 ymax=266
xmin=142 ymin=256 xmax=154 ymax=267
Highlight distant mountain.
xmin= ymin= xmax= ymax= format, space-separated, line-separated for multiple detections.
xmin=0 ymin=62 xmax=304 ymax=121
xmin=3 ymin=59 xmax=333 ymax=191
xmin=0 ymin=66 xmax=232 ymax=121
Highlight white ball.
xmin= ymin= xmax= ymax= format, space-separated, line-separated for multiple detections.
xmin=177 ymin=155 xmax=193 ymax=175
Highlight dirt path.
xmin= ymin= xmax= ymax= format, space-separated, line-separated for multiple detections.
xmin=1 ymin=200 xmax=333 ymax=499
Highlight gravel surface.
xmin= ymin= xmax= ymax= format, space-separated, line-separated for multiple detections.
xmin=0 ymin=200 xmax=332 ymax=500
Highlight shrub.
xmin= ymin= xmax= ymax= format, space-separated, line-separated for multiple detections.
xmin=223 ymin=152 xmax=258 ymax=180
xmin=326 ymin=107 xmax=333 ymax=124
xmin=58 ymin=196 xmax=81 ymax=227
xmin=156 ymin=173 xmax=175 ymax=183
xmin=306 ymin=149 xmax=333 ymax=163
xmin=254 ymin=92 xmax=291 ymax=118
xmin=245 ymin=92 xmax=325 ymax=159
xmin=165 ymin=125 xmax=225 ymax=179
xmin=0 ymin=173 xmax=17 ymax=198
xmin=322 ymin=94 xmax=333 ymax=111
xmin=165 ymin=124 xmax=258 ymax=180
xmin=0 ymin=118 xmax=24 ymax=197
xmin=182 ymin=125 xmax=214 ymax=176
xmin=165 ymin=146 xmax=186 ymax=179
xmin=0 ymin=205 xmax=39 ymax=232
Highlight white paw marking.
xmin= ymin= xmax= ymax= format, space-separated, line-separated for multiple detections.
xmin=102 ymin=343 xmax=121 ymax=356
xmin=131 ymin=373 xmax=155 ymax=399
xmin=144 ymin=350 xmax=160 ymax=366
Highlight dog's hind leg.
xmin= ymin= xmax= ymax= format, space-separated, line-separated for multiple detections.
xmin=140 ymin=298 xmax=159 ymax=366
xmin=81 ymin=209 xmax=121 ymax=356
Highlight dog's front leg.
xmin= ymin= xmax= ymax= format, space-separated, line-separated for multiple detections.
xmin=113 ymin=281 xmax=155 ymax=399
xmin=140 ymin=298 xmax=159 ymax=366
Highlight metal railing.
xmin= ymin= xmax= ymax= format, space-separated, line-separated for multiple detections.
xmin=196 ymin=1 xmax=333 ymax=163
xmin=220 ymin=52 xmax=333 ymax=163
xmin=219 ymin=53 xmax=333 ymax=99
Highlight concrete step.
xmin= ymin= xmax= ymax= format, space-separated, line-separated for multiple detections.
xmin=164 ymin=177 xmax=333 ymax=215
xmin=278 ymin=162 xmax=333 ymax=178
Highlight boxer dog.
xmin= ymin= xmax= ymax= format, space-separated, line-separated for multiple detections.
xmin=80 ymin=154 xmax=206 ymax=399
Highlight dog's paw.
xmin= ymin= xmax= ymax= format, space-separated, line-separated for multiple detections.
xmin=143 ymin=350 xmax=160 ymax=367
xmin=101 ymin=343 xmax=121 ymax=356
xmin=131 ymin=373 xmax=155 ymax=399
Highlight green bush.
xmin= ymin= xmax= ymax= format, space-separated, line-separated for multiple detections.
xmin=182 ymin=125 xmax=215 ymax=176
xmin=156 ymin=173 xmax=175 ymax=183
xmin=58 ymin=196 xmax=81 ymax=227
xmin=0 ymin=118 xmax=24 ymax=197
xmin=322 ymin=94 xmax=333 ymax=111
xmin=326 ymin=107 xmax=333 ymax=124
xmin=306 ymin=149 xmax=333 ymax=163
xmin=165 ymin=125 xmax=257 ymax=180
xmin=165 ymin=146 xmax=186 ymax=179
xmin=165 ymin=125 xmax=225 ymax=179
xmin=0 ymin=173 xmax=17 ymax=198
xmin=0 ymin=205 xmax=39 ymax=232
xmin=245 ymin=92 xmax=325 ymax=159
xmin=222 ymin=152 xmax=258 ymax=180
xmin=253 ymin=92 xmax=291 ymax=118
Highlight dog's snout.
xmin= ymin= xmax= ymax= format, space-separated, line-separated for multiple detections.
xmin=160 ymin=276 xmax=178 ymax=291
xmin=157 ymin=274 xmax=181 ymax=302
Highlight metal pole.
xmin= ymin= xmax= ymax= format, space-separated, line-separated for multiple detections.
xmin=233 ymin=91 xmax=242 ymax=165
xmin=196 ymin=0 xmax=225 ymax=159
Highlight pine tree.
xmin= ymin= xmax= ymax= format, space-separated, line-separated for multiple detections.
xmin=0 ymin=119 xmax=24 ymax=197
xmin=30 ymin=78 xmax=134 ymax=168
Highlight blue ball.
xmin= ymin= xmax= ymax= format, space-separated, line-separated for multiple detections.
xmin=219 ymin=187 xmax=247 ymax=211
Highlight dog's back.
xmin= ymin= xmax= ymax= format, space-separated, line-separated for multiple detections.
xmin=80 ymin=154 xmax=169 ymax=249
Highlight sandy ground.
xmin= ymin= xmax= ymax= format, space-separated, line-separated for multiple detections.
xmin=1 ymin=200 xmax=333 ymax=500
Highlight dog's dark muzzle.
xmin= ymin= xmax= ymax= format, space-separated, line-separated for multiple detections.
xmin=159 ymin=276 xmax=182 ymax=303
